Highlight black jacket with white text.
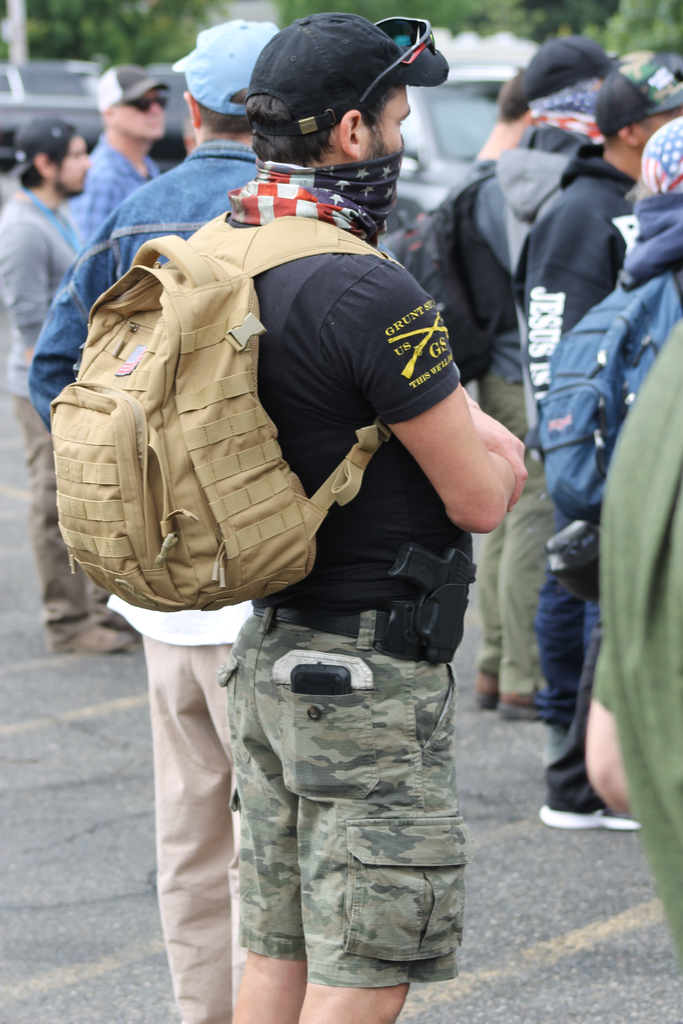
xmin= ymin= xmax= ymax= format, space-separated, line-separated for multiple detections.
xmin=516 ymin=145 xmax=636 ymax=400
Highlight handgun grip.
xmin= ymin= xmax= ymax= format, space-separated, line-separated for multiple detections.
xmin=388 ymin=542 xmax=435 ymax=593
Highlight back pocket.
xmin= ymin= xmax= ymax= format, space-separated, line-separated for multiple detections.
xmin=344 ymin=816 xmax=473 ymax=961
xmin=278 ymin=686 xmax=378 ymax=800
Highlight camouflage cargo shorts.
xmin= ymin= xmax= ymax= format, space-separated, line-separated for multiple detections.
xmin=224 ymin=611 xmax=474 ymax=988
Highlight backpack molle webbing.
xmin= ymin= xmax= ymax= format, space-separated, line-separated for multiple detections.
xmin=51 ymin=216 xmax=392 ymax=611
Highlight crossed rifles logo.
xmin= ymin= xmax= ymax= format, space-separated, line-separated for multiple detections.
xmin=390 ymin=311 xmax=449 ymax=380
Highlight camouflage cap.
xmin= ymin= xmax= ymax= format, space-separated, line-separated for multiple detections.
xmin=596 ymin=52 xmax=683 ymax=135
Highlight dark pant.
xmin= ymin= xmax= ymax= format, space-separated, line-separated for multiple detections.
xmin=545 ymin=621 xmax=604 ymax=814
xmin=533 ymin=509 xmax=599 ymax=727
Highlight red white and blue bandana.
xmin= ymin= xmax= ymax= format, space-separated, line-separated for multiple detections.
xmin=530 ymin=76 xmax=604 ymax=142
xmin=228 ymin=149 xmax=403 ymax=245
xmin=642 ymin=116 xmax=683 ymax=194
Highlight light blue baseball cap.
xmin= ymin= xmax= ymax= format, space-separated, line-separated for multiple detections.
xmin=172 ymin=20 xmax=279 ymax=115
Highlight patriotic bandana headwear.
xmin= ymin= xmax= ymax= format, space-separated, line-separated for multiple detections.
xmin=530 ymin=76 xmax=604 ymax=142
xmin=228 ymin=149 xmax=403 ymax=245
xmin=642 ymin=116 xmax=683 ymax=194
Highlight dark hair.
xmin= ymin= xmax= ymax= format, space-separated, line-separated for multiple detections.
xmin=246 ymin=87 xmax=395 ymax=165
xmin=195 ymin=88 xmax=251 ymax=136
xmin=497 ymin=72 xmax=529 ymax=124
xmin=19 ymin=127 xmax=76 ymax=188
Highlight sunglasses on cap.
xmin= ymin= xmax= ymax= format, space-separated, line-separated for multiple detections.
xmin=359 ymin=18 xmax=435 ymax=105
xmin=126 ymin=93 xmax=168 ymax=112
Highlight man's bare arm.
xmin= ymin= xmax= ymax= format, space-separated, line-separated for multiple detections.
xmin=389 ymin=385 xmax=521 ymax=534
xmin=463 ymin=389 xmax=527 ymax=509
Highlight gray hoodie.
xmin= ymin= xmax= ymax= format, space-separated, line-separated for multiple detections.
xmin=0 ymin=194 xmax=79 ymax=398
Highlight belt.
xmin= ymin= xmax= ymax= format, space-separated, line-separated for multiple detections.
xmin=253 ymin=604 xmax=423 ymax=661
xmin=253 ymin=605 xmax=391 ymax=641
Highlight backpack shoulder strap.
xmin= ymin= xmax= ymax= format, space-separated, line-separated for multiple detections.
xmin=187 ymin=214 xmax=392 ymax=278
xmin=131 ymin=233 xmax=221 ymax=286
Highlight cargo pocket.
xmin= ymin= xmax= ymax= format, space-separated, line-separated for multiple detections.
xmin=278 ymin=687 xmax=378 ymax=800
xmin=344 ymin=816 xmax=474 ymax=960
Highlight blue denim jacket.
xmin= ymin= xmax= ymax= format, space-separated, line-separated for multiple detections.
xmin=30 ymin=139 xmax=255 ymax=428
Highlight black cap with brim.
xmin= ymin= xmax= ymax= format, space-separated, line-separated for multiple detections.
xmin=524 ymin=35 xmax=614 ymax=103
xmin=247 ymin=12 xmax=448 ymax=136
xmin=596 ymin=55 xmax=683 ymax=135
xmin=11 ymin=116 xmax=76 ymax=176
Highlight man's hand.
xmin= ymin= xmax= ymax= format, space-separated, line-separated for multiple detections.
xmin=464 ymin=390 xmax=527 ymax=510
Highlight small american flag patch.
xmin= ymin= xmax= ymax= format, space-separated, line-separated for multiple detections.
xmin=115 ymin=345 xmax=147 ymax=376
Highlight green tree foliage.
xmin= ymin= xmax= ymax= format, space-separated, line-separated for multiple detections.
xmin=14 ymin=0 xmax=215 ymax=66
xmin=523 ymin=0 xmax=619 ymax=39
xmin=602 ymin=0 xmax=683 ymax=52
xmin=275 ymin=0 xmax=619 ymax=40
xmin=276 ymin=0 xmax=531 ymax=39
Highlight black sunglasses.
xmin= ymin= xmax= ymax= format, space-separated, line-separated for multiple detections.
xmin=127 ymin=93 xmax=168 ymax=112
xmin=359 ymin=18 xmax=435 ymax=105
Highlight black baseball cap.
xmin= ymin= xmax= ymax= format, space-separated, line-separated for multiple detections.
xmin=524 ymin=35 xmax=614 ymax=102
xmin=596 ymin=53 xmax=683 ymax=135
xmin=247 ymin=13 xmax=449 ymax=136
xmin=12 ymin=117 xmax=77 ymax=176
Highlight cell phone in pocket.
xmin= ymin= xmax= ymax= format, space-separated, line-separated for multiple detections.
xmin=290 ymin=664 xmax=353 ymax=695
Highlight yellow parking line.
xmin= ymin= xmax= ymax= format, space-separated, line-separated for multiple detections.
xmin=0 ymin=898 xmax=664 ymax=1006
xmin=0 ymin=937 xmax=166 ymax=1003
xmin=0 ymin=693 xmax=149 ymax=737
xmin=401 ymin=898 xmax=664 ymax=1016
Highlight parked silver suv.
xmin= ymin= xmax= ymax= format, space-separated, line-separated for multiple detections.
xmin=389 ymin=31 xmax=537 ymax=230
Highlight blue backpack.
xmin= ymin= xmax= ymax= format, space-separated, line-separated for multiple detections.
xmin=538 ymin=270 xmax=683 ymax=523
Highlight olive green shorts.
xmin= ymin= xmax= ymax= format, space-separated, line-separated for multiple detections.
xmin=226 ymin=612 xmax=474 ymax=988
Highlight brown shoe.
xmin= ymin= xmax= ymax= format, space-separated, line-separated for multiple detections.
xmin=475 ymin=670 xmax=499 ymax=709
xmin=52 ymin=625 xmax=138 ymax=654
xmin=499 ymin=693 xmax=539 ymax=721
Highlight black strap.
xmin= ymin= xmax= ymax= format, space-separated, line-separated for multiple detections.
xmin=253 ymin=605 xmax=391 ymax=641
xmin=249 ymin=109 xmax=337 ymax=136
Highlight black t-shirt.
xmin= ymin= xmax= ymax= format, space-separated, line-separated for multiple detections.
xmin=252 ymin=248 xmax=470 ymax=613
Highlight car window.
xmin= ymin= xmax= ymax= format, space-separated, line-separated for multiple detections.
xmin=0 ymin=73 xmax=11 ymax=93
xmin=19 ymin=67 xmax=94 ymax=96
xmin=425 ymin=83 xmax=500 ymax=161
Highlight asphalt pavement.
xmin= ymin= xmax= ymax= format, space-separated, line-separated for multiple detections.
xmin=1 ymin=313 xmax=682 ymax=1024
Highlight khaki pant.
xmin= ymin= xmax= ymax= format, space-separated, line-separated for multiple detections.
xmin=475 ymin=373 xmax=555 ymax=696
xmin=144 ymin=636 xmax=245 ymax=1024
xmin=12 ymin=395 xmax=118 ymax=646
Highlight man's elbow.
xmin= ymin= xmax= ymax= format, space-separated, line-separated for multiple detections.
xmin=586 ymin=699 xmax=631 ymax=813
xmin=445 ymin=491 xmax=508 ymax=534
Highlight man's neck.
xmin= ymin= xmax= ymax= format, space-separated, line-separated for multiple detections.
xmin=104 ymin=127 xmax=152 ymax=176
xmin=26 ymin=182 xmax=62 ymax=211
xmin=602 ymin=142 xmax=639 ymax=182
xmin=194 ymin=129 xmax=253 ymax=148
xmin=477 ymin=120 xmax=527 ymax=162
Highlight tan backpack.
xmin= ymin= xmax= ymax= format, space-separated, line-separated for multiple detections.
xmin=51 ymin=216 xmax=392 ymax=612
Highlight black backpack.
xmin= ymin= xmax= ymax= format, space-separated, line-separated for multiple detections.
xmin=387 ymin=165 xmax=496 ymax=384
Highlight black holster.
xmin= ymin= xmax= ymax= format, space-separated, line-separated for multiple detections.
xmin=375 ymin=542 xmax=473 ymax=663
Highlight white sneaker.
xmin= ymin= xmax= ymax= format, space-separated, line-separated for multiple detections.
xmin=539 ymin=805 xmax=641 ymax=831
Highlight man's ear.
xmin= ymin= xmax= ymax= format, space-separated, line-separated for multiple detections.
xmin=184 ymin=91 xmax=202 ymax=130
xmin=335 ymin=108 xmax=368 ymax=161
xmin=618 ymin=121 xmax=645 ymax=149
xmin=32 ymin=152 xmax=55 ymax=181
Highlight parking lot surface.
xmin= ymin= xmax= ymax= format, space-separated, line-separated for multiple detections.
xmin=1 ymin=317 xmax=682 ymax=1023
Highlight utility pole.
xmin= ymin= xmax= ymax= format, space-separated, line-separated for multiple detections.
xmin=6 ymin=0 xmax=28 ymax=63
